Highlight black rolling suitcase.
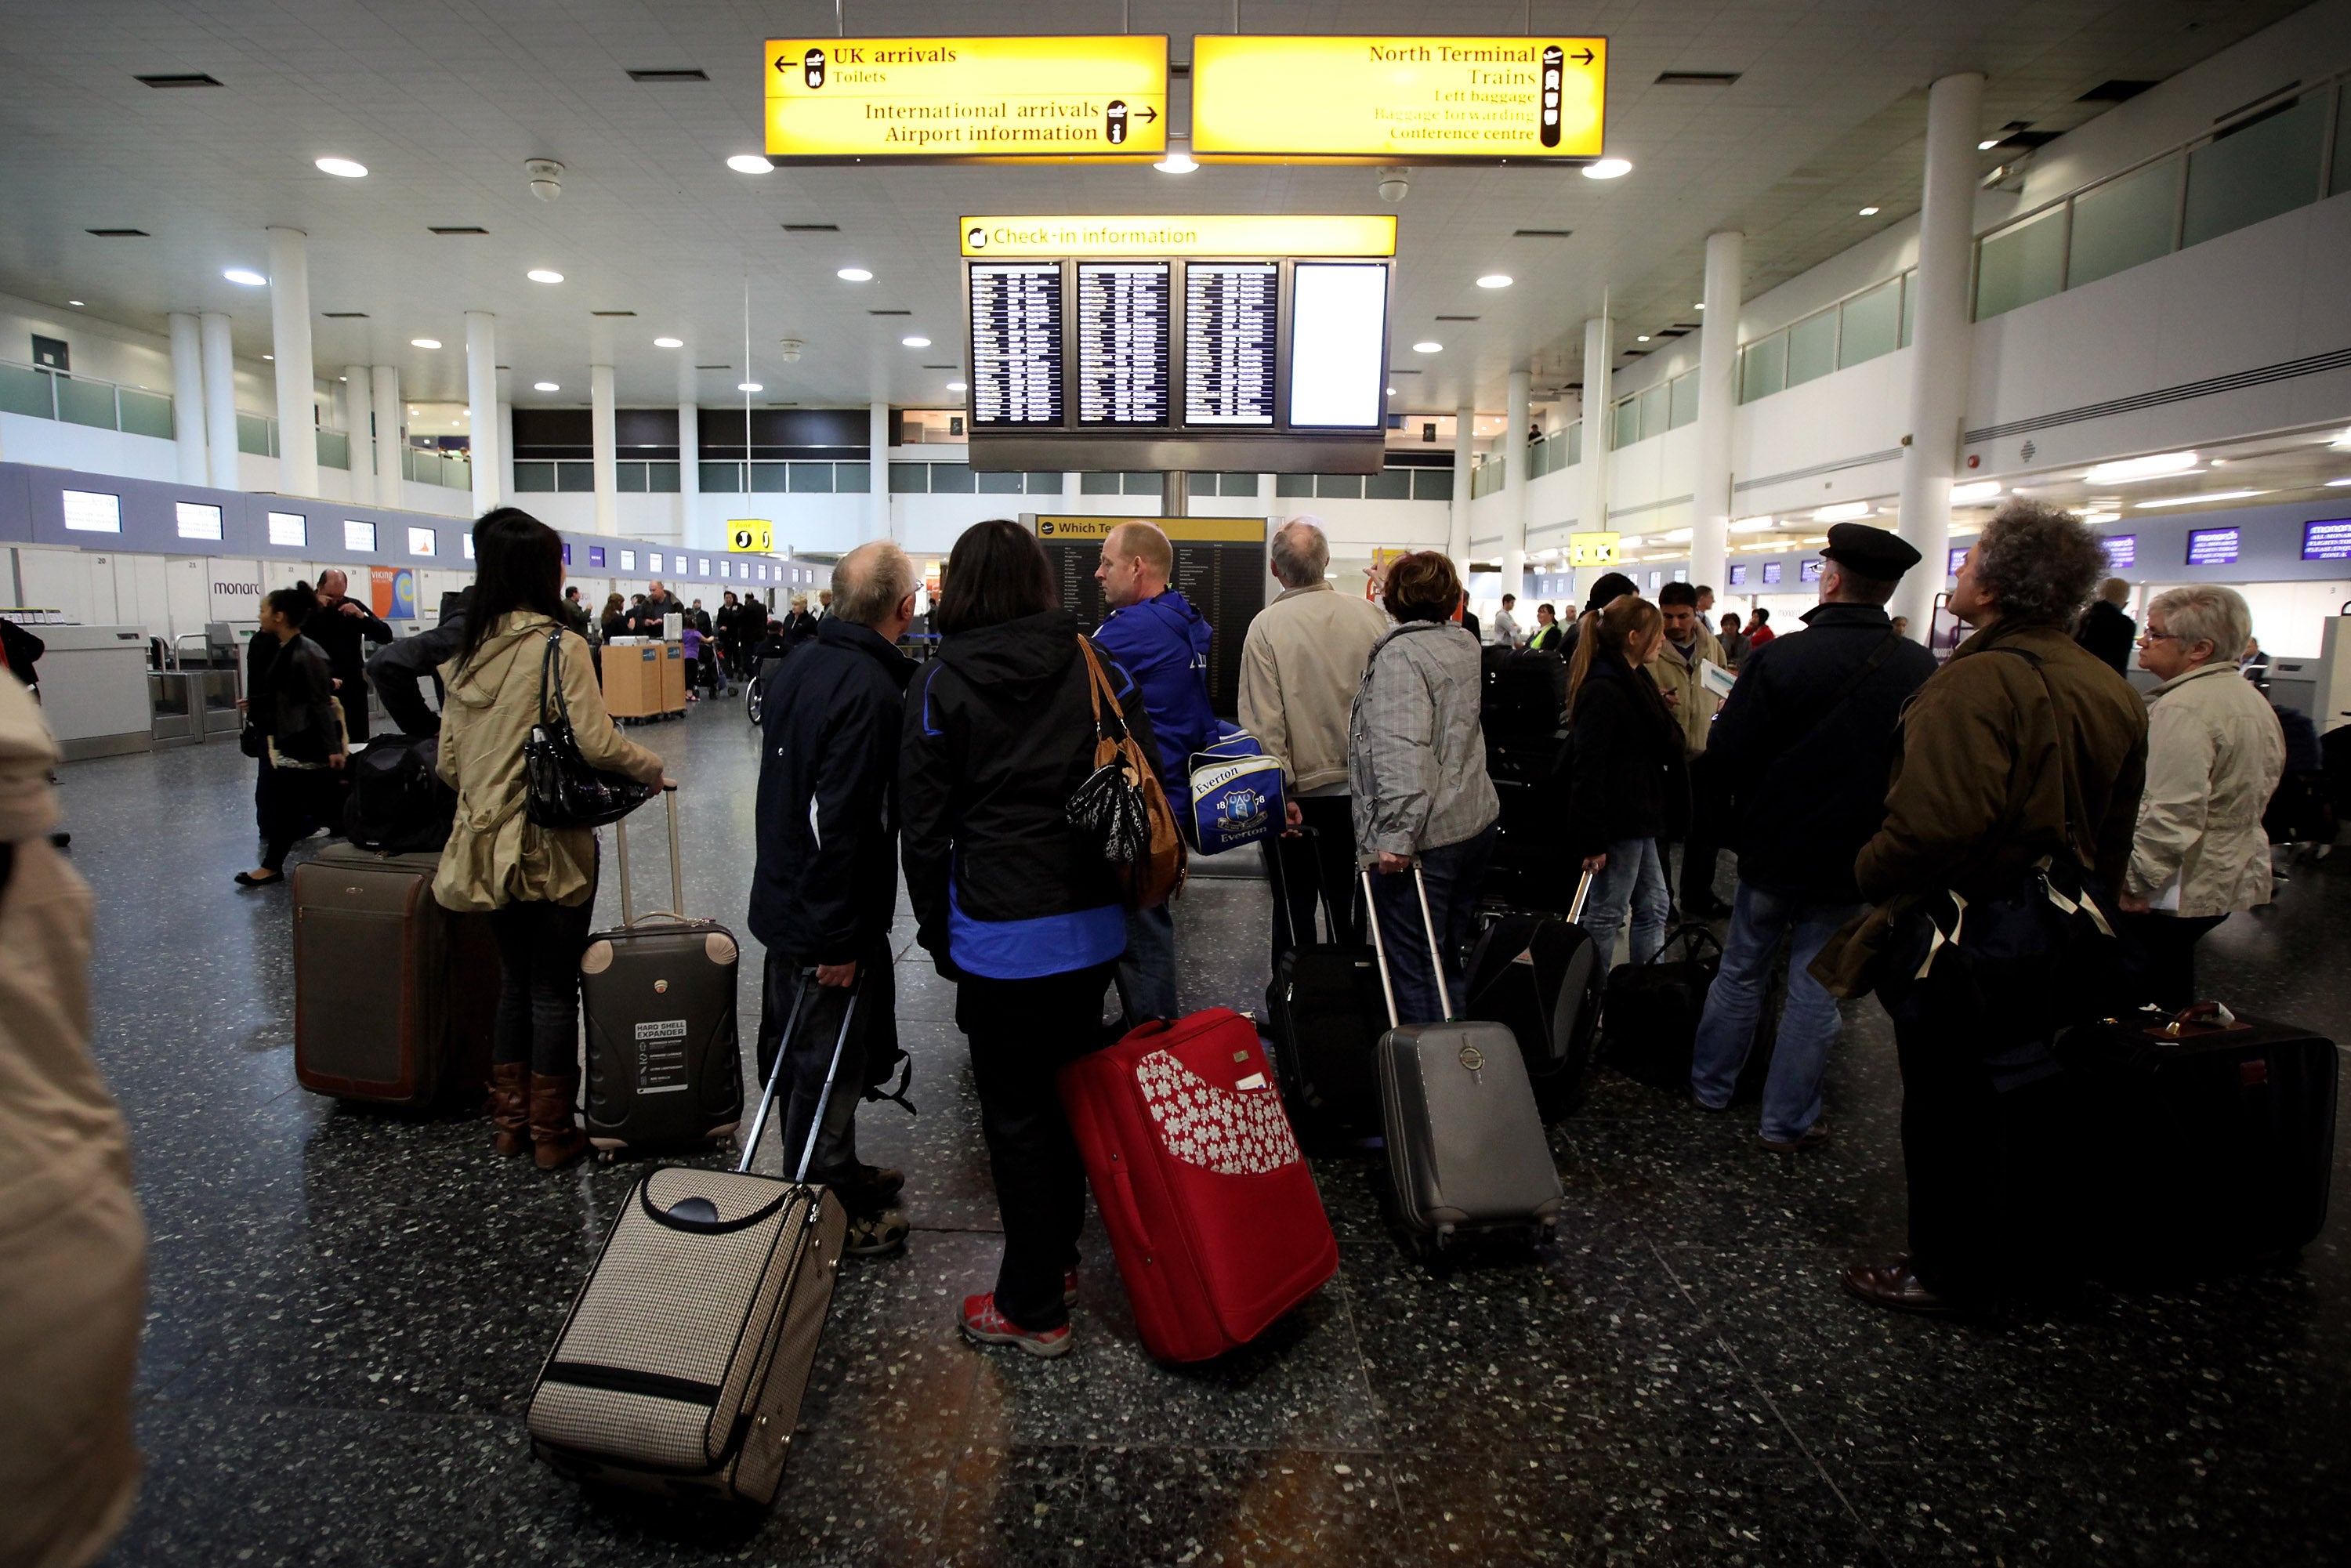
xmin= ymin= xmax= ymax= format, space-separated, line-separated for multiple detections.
xmin=1463 ymin=870 xmax=1601 ymax=1115
xmin=581 ymin=788 xmax=745 ymax=1158
xmin=1599 ymin=922 xmax=1778 ymax=1103
xmin=1263 ymin=828 xmax=1388 ymax=1144
xmin=530 ymin=980 xmax=854 ymax=1502
xmin=2064 ymin=1004 xmax=2338 ymax=1266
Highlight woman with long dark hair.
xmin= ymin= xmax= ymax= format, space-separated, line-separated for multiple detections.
xmin=433 ymin=508 xmax=666 ymax=1168
xmin=900 ymin=518 xmax=1157 ymax=1358
xmin=235 ymin=583 xmax=345 ymax=887
xmin=1565 ymin=593 xmax=1686 ymax=969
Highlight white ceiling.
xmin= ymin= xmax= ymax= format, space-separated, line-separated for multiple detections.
xmin=0 ymin=0 xmax=2308 ymax=415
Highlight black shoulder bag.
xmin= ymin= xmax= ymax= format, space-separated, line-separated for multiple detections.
xmin=523 ymin=631 xmax=657 ymax=829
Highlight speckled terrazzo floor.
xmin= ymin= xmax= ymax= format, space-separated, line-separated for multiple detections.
xmin=66 ymin=695 xmax=2351 ymax=1566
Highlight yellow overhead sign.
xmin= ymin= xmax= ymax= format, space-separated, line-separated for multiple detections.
xmin=1191 ymin=35 xmax=1607 ymax=163
xmin=961 ymin=214 xmax=1396 ymax=258
xmin=1033 ymin=515 xmax=1266 ymax=544
xmin=726 ymin=521 xmax=773 ymax=553
xmin=764 ymin=35 xmax=1168 ymax=161
xmin=1569 ymin=531 xmax=1621 ymax=567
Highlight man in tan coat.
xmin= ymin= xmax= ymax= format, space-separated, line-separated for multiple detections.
xmin=1240 ymin=516 xmax=1391 ymax=957
xmin=1652 ymin=581 xmax=1731 ymax=914
xmin=0 ymin=668 xmax=146 ymax=1566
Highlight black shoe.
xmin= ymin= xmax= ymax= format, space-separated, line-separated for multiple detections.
xmin=830 ymin=1164 xmax=905 ymax=1215
xmin=1688 ymin=896 xmax=1733 ymax=919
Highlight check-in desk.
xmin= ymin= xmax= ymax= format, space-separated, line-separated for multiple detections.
xmin=658 ymin=642 xmax=686 ymax=713
xmin=38 ymin=625 xmax=154 ymax=760
xmin=601 ymin=641 xmax=684 ymax=721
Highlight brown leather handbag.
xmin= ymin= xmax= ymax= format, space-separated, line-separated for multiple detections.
xmin=1067 ymin=637 xmax=1187 ymax=909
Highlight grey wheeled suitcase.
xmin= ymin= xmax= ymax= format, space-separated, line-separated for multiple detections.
xmin=581 ymin=787 xmax=744 ymax=1157
xmin=529 ymin=982 xmax=854 ymax=1503
xmin=1367 ymin=867 xmax=1564 ymax=1258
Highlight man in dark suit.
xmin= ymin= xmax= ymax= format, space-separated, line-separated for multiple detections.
xmin=2075 ymin=578 xmax=2135 ymax=674
xmin=309 ymin=570 xmax=393 ymax=741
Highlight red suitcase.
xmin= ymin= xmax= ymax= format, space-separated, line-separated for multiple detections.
xmin=1058 ymin=1008 xmax=1339 ymax=1363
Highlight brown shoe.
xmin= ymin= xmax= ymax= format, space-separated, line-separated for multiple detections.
xmin=487 ymin=1063 xmax=530 ymax=1158
xmin=1759 ymin=1121 xmax=1830 ymax=1153
xmin=528 ymin=1072 xmax=589 ymax=1170
xmin=1841 ymin=1256 xmax=1971 ymax=1318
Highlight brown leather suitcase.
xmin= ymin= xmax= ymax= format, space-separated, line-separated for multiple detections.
xmin=292 ymin=846 xmax=458 ymax=1105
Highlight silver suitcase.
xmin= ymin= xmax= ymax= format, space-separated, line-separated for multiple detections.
xmin=527 ymin=980 xmax=854 ymax=1504
xmin=1366 ymin=867 xmax=1564 ymax=1258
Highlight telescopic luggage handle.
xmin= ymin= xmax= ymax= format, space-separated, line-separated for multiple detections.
xmin=613 ymin=783 xmax=686 ymax=927
xmin=1568 ymin=867 xmax=1596 ymax=923
xmin=1360 ymin=861 xmax=1459 ymax=1026
xmin=737 ymin=967 xmax=860 ymax=1184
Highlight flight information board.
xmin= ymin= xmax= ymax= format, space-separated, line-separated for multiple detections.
xmin=1076 ymin=263 xmax=1169 ymax=425
xmin=1029 ymin=514 xmax=1266 ymax=716
xmin=1184 ymin=263 xmax=1278 ymax=425
xmin=969 ymin=263 xmax=1063 ymax=425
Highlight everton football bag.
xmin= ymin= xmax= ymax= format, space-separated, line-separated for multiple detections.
xmin=1185 ymin=725 xmax=1285 ymax=856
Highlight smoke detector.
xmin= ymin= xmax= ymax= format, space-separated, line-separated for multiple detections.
xmin=777 ymin=339 xmax=804 ymax=362
xmin=525 ymin=159 xmax=565 ymax=201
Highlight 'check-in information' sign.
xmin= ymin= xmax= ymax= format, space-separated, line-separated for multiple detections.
xmin=1191 ymin=34 xmax=1606 ymax=162
xmin=764 ymin=35 xmax=1168 ymax=161
xmin=958 ymin=214 xmax=1397 ymax=259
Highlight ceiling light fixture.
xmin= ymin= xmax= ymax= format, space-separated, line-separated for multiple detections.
xmin=262 ymin=354 xmax=272 ymax=360
xmin=1858 ymin=205 xmax=1880 ymax=215
xmin=1582 ymin=158 xmax=1632 ymax=179
xmin=835 ymin=266 xmax=873 ymax=282
xmin=946 ymin=380 xmax=967 ymax=392
xmin=315 ymin=156 xmax=369 ymax=178
xmin=67 ymin=299 xmax=84 ymax=307
xmin=726 ymin=154 xmax=774 ymax=173
xmin=1636 ymin=335 xmax=1650 ymax=342
xmin=223 ymin=267 xmax=266 ymax=286
xmin=2078 ymin=510 xmax=2122 ymax=523
xmin=1476 ymin=273 xmax=1513 ymax=289
xmin=410 ymin=337 xmax=440 ymax=349
xmin=2135 ymin=490 xmax=2269 ymax=508
xmin=1977 ymin=138 xmax=2001 ymax=150
xmin=2326 ymin=477 xmax=2351 ymax=487
xmin=534 ymin=382 xmax=560 ymax=393
xmin=1729 ymin=516 xmax=1776 ymax=533
xmin=1949 ymin=480 xmax=2003 ymax=505
xmin=2330 ymin=427 xmax=2351 ymax=450
xmin=737 ymin=382 xmax=763 ymax=392
xmin=654 ymin=336 xmax=684 ymax=348
xmin=1694 ymin=302 xmax=1704 ymax=310
xmin=2086 ymin=451 xmax=2198 ymax=483
xmin=1155 ymin=147 xmax=1198 ymax=174
xmin=1387 ymin=386 xmax=1398 ymax=395
xmin=1814 ymin=501 xmax=1871 ymax=522
xmin=1412 ymin=340 xmax=1443 ymax=353
xmin=527 ymin=268 xmax=563 ymax=283
xmin=901 ymin=335 xmax=931 ymax=348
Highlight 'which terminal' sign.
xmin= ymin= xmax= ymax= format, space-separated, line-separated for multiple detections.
xmin=1028 ymin=515 xmax=1268 ymax=717
xmin=727 ymin=521 xmax=774 ymax=552
xmin=1191 ymin=34 xmax=1606 ymax=163
xmin=765 ymin=35 xmax=1168 ymax=162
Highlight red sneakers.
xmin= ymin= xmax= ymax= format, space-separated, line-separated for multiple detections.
xmin=961 ymin=1294 xmax=1073 ymax=1358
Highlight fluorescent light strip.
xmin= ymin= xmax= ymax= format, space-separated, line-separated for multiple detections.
xmin=2133 ymin=490 xmax=2269 ymax=508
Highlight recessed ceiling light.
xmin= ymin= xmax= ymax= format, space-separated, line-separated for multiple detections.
xmin=946 ymin=380 xmax=967 ymax=392
xmin=2086 ymin=451 xmax=2197 ymax=483
xmin=527 ymin=268 xmax=563 ymax=283
xmin=2326 ymin=477 xmax=2351 ymax=487
xmin=1694 ymin=302 xmax=1704 ymax=310
xmin=1977 ymin=139 xmax=2001 ymax=150
xmin=2208 ymin=458 xmax=2227 ymax=466
xmin=1636 ymin=335 xmax=1650 ymax=342
xmin=726 ymin=154 xmax=774 ymax=173
xmin=533 ymin=381 xmax=560 ymax=392
xmin=2135 ymin=489 xmax=2269 ymax=508
xmin=1412 ymin=340 xmax=1443 ymax=353
xmin=737 ymin=382 xmax=763 ymax=392
xmin=1476 ymin=273 xmax=1512 ymax=289
xmin=408 ymin=407 xmax=418 ymax=415
xmin=1949 ymin=480 xmax=2003 ymax=505
xmin=1858 ymin=205 xmax=1880 ymax=215
xmin=1387 ymin=386 xmax=1398 ymax=394
xmin=1730 ymin=516 xmax=1775 ymax=532
xmin=836 ymin=266 xmax=873 ymax=282
xmin=314 ymin=156 xmax=369 ymax=178
xmin=67 ymin=299 xmax=83 ymax=306
xmin=1582 ymin=158 xmax=1632 ymax=179
xmin=901 ymin=335 xmax=931 ymax=348
xmin=262 ymin=353 xmax=273 ymax=360
xmin=654 ymin=336 xmax=684 ymax=348
xmin=1155 ymin=146 xmax=1198 ymax=174
xmin=2079 ymin=509 xmax=2122 ymax=523
xmin=1814 ymin=501 xmax=1871 ymax=522
xmin=462 ymin=407 xmax=471 ymax=416
xmin=410 ymin=338 xmax=440 ymax=349
xmin=223 ymin=268 xmax=266 ymax=286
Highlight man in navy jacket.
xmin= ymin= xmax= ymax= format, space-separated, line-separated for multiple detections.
xmin=1092 ymin=521 xmax=1216 ymax=1027
xmin=749 ymin=540 xmax=919 ymax=1251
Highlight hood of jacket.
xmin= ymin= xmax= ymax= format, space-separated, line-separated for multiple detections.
xmin=936 ymin=609 xmax=1083 ymax=699
xmin=441 ymin=610 xmax=562 ymax=712
xmin=1110 ymin=588 xmax=1212 ymax=655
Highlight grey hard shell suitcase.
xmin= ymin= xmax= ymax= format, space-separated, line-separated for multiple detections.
xmin=1366 ymin=867 xmax=1564 ymax=1258
xmin=581 ymin=788 xmax=744 ymax=1157
xmin=530 ymin=982 xmax=854 ymax=1503
xmin=292 ymin=846 xmax=458 ymax=1106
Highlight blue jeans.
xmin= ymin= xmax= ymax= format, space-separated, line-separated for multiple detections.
xmin=1364 ymin=824 xmax=1498 ymax=1025
xmin=1579 ymin=836 xmax=1669 ymax=972
xmin=1115 ymin=900 xmax=1180 ymax=1027
xmin=1690 ymin=882 xmax=1862 ymax=1140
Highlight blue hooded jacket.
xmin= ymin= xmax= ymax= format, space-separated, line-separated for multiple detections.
xmin=1093 ymin=588 xmax=1218 ymax=793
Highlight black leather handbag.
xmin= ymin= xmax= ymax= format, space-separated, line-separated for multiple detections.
xmin=523 ymin=631 xmax=656 ymax=830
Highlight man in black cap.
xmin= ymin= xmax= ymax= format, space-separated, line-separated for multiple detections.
xmin=1685 ymin=523 xmax=1938 ymax=1150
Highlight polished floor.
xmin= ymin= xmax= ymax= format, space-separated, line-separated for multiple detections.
xmin=69 ymin=694 xmax=2351 ymax=1566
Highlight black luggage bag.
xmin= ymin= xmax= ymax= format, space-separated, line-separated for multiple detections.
xmin=343 ymin=733 xmax=457 ymax=854
xmin=1263 ymin=829 xmax=1387 ymax=1145
xmin=1462 ymin=869 xmax=1601 ymax=1116
xmin=1481 ymin=648 xmax=1569 ymax=786
xmin=1599 ymin=922 xmax=1778 ymax=1103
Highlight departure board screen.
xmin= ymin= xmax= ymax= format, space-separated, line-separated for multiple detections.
xmin=1076 ymin=263 xmax=1170 ymax=426
xmin=969 ymin=263 xmax=1063 ymax=425
xmin=1184 ymin=263 xmax=1278 ymax=425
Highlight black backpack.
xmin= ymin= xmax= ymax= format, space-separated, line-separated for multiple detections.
xmin=344 ymin=734 xmax=457 ymax=854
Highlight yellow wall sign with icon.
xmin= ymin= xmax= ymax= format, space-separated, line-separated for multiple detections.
xmin=958 ymin=213 xmax=1396 ymax=259
xmin=727 ymin=521 xmax=773 ymax=554
xmin=1569 ymin=531 xmax=1621 ymax=567
xmin=764 ymin=35 xmax=1168 ymax=162
xmin=1190 ymin=34 xmax=1606 ymax=162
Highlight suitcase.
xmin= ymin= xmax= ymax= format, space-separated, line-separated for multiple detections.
xmin=1599 ymin=922 xmax=1778 ymax=1104
xmin=1463 ymin=870 xmax=1600 ymax=1115
xmin=2063 ymin=1004 xmax=2338 ymax=1265
xmin=1262 ymin=828 xmax=1387 ymax=1144
xmin=1366 ymin=867 xmax=1563 ymax=1258
xmin=581 ymin=788 xmax=745 ymax=1157
xmin=293 ymin=845 xmax=470 ymax=1106
xmin=529 ymin=978 xmax=853 ymax=1503
xmin=1060 ymin=1008 xmax=1338 ymax=1363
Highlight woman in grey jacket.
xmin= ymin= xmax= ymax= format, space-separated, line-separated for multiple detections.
xmin=1347 ymin=551 xmax=1500 ymax=1023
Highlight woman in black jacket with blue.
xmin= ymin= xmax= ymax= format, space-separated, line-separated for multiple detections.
xmin=1564 ymin=592 xmax=1687 ymax=968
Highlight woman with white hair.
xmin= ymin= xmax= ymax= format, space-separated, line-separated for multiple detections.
xmin=2117 ymin=584 xmax=2285 ymax=1009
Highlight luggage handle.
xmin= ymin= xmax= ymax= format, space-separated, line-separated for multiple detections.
xmin=1568 ymin=867 xmax=1596 ymax=923
xmin=614 ymin=784 xmax=686 ymax=926
xmin=737 ymin=966 xmax=860 ymax=1185
xmin=1360 ymin=861 xmax=1458 ymax=1026
xmin=1266 ymin=824 xmax=1342 ymax=948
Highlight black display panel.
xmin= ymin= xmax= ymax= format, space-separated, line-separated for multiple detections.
xmin=1183 ymin=263 xmax=1278 ymax=425
xmin=1076 ymin=263 xmax=1171 ymax=426
xmin=969 ymin=263 xmax=1063 ymax=425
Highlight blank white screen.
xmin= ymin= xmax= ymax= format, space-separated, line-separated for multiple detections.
xmin=1288 ymin=263 xmax=1388 ymax=429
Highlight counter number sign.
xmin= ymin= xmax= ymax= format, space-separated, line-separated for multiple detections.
xmin=728 ymin=521 xmax=773 ymax=553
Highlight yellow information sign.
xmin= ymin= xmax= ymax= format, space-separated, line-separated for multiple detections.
xmin=1569 ymin=531 xmax=1621 ymax=567
xmin=1191 ymin=34 xmax=1606 ymax=163
xmin=727 ymin=520 xmax=773 ymax=553
xmin=960 ymin=214 xmax=1396 ymax=259
xmin=1032 ymin=515 xmax=1266 ymax=544
xmin=764 ymin=35 xmax=1168 ymax=162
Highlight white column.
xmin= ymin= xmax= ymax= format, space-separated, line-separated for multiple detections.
xmin=678 ymin=400 xmax=701 ymax=498
xmin=1893 ymin=71 xmax=1987 ymax=640
xmin=464 ymin=311 xmax=499 ymax=516
xmin=591 ymin=364 xmax=618 ymax=535
xmin=868 ymin=400 xmax=890 ymax=541
xmin=371 ymin=365 xmax=404 ymax=511
xmin=1448 ymin=405 xmax=1473 ymax=571
xmin=339 ymin=366 xmax=374 ymax=505
xmin=1503 ymin=369 xmax=1531 ymax=603
xmin=498 ymin=400 xmax=515 ymax=503
xmin=1064 ymin=470 xmax=1082 ymax=511
xmin=169 ymin=313 xmax=208 ymax=485
xmin=266 ymin=226 xmax=317 ymax=497
xmin=1579 ymin=315 xmax=1614 ymax=602
xmin=200 ymin=311 xmax=241 ymax=491
xmin=1690 ymin=232 xmax=1743 ymax=596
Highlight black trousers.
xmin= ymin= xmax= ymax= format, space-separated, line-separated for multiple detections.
xmin=1677 ymin=751 xmax=1729 ymax=910
xmin=259 ymin=763 xmax=337 ymax=873
xmin=488 ymin=896 xmax=596 ymax=1075
xmin=2116 ymin=911 xmax=2227 ymax=1014
xmin=1265 ymin=795 xmax=1362 ymax=961
xmin=958 ymin=961 xmax=1117 ymax=1332
xmin=755 ymin=940 xmax=898 ymax=1190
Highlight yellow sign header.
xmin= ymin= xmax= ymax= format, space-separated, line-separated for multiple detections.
xmin=1033 ymin=515 xmax=1266 ymax=545
xmin=1191 ymin=34 xmax=1606 ymax=162
xmin=727 ymin=521 xmax=773 ymax=553
xmin=764 ymin=35 xmax=1168 ymax=161
xmin=1569 ymin=531 xmax=1621 ymax=567
xmin=961 ymin=214 xmax=1396 ymax=259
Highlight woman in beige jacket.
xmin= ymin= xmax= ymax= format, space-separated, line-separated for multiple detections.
xmin=434 ymin=509 xmax=666 ymax=1168
xmin=2117 ymin=584 xmax=2285 ymax=1009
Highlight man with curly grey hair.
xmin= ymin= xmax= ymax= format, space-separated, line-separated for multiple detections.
xmin=1821 ymin=498 xmax=2147 ymax=1318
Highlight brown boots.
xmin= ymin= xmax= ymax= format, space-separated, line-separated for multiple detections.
xmin=487 ymin=1063 xmax=530 ymax=1157
xmin=527 ymin=1072 xmax=589 ymax=1169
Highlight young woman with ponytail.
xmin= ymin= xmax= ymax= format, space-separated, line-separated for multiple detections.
xmin=1565 ymin=593 xmax=1688 ymax=969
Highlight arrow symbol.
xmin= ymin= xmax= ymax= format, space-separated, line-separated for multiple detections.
xmin=1572 ymin=48 xmax=1594 ymax=64
xmin=1134 ymin=104 xmax=1159 ymax=122
xmin=774 ymin=55 xmax=789 ymax=73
